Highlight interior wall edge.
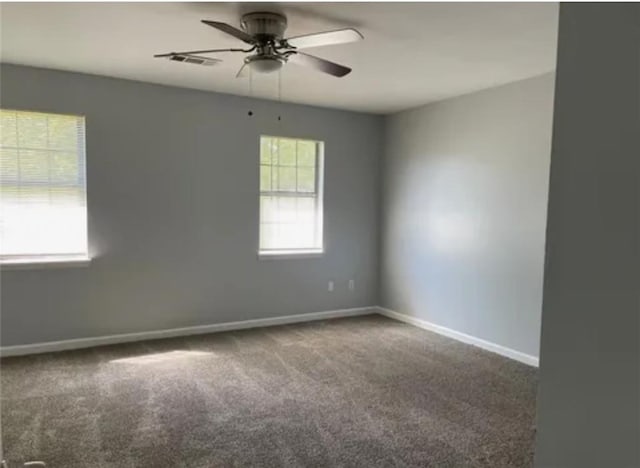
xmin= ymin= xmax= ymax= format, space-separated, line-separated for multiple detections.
xmin=377 ymin=307 xmax=539 ymax=367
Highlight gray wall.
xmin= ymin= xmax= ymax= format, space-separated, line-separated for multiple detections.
xmin=381 ymin=73 xmax=555 ymax=358
xmin=534 ymin=4 xmax=640 ymax=467
xmin=0 ymin=64 xmax=383 ymax=347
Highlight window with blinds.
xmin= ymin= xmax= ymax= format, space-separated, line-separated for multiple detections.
xmin=259 ymin=136 xmax=324 ymax=255
xmin=0 ymin=109 xmax=88 ymax=262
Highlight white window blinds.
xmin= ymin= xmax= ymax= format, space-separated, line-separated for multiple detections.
xmin=259 ymin=136 xmax=324 ymax=254
xmin=0 ymin=109 xmax=88 ymax=260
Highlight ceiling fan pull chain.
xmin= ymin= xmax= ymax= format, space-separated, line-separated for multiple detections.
xmin=247 ymin=65 xmax=254 ymax=116
xmin=277 ymin=68 xmax=282 ymax=123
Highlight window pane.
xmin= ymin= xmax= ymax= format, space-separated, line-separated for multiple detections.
xmin=50 ymin=186 xmax=83 ymax=205
xmin=297 ymin=167 xmax=315 ymax=193
xmin=277 ymin=197 xmax=297 ymax=223
xmin=17 ymin=185 xmax=51 ymax=204
xmin=50 ymin=152 xmax=79 ymax=183
xmin=17 ymin=113 xmax=48 ymax=148
xmin=0 ymin=110 xmax=87 ymax=258
xmin=258 ymin=135 xmax=323 ymax=252
xmin=260 ymin=165 xmax=271 ymax=191
xmin=48 ymin=115 xmax=79 ymax=150
xmin=269 ymin=138 xmax=279 ymax=165
xmin=277 ymin=166 xmax=296 ymax=192
xmin=19 ymin=150 xmax=49 ymax=182
xmin=297 ymin=141 xmax=316 ymax=166
xmin=260 ymin=196 xmax=277 ymax=223
xmin=260 ymin=137 xmax=272 ymax=164
xmin=278 ymin=138 xmax=296 ymax=166
xmin=297 ymin=197 xmax=316 ymax=224
xmin=260 ymin=223 xmax=278 ymax=250
xmin=278 ymin=223 xmax=315 ymax=249
xmin=1 ymin=111 xmax=18 ymax=147
xmin=0 ymin=148 xmax=19 ymax=181
xmin=0 ymin=202 xmax=87 ymax=255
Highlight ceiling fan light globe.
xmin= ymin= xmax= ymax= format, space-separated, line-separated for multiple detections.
xmin=248 ymin=57 xmax=284 ymax=74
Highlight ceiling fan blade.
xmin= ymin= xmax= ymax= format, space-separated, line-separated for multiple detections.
xmin=201 ymin=20 xmax=254 ymax=44
xmin=154 ymin=48 xmax=248 ymax=58
xmin=287 ymin=52 xmax=352 ymax=77
xmin=157 ymin=53 xmax=222 ymax=66
xmin=236 ymin=63 xmax=249 ymax=78
xmin=285 ymin=28 xmax=363 ymax=50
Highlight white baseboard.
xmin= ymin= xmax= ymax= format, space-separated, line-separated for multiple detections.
xmin=0 ymin=307 xmax=375 ymax=357
xmin=1 ymin=306 xmax=539 ymax=367
xmin=377 ymin=307 xmax=539 ymax=367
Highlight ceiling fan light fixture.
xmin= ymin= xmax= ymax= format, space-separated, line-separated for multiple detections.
xmin=246 ymin=55 xmax=285 ymax=74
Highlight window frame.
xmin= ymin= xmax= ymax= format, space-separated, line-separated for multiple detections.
xmin=0 ymin=108 xmax=90 ymax=268
xmin=258 ymin=135 xmax=325 ymax=258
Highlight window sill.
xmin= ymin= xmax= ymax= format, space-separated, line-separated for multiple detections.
xmin=258 ymin=249 xmax=324 ymax=260
xmin=0 ymin=255 xmax=92 ymax=270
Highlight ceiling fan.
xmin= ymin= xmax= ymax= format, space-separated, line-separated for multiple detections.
xmin=154 ymin=12 xmax=363 ymax=78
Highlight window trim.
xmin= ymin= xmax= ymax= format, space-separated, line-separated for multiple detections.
xmin=258 ymin=135 xmax=325 ymax=257
xmin=0 ymin=254 xmax=91 ymax=270
xmin=257 ymin=249 xmax=324 ymax=260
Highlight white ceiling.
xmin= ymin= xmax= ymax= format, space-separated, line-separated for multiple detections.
xmin=0 ymin=2 xmax=558 ymax=114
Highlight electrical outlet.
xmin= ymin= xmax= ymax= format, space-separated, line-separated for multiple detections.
xmin=328 ymin=281 xmax=334 ymax=292
xmin=348 ymin=279 xmax=355 ymax=291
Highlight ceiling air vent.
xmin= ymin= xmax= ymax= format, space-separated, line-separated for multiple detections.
xmin=166 ymin=54 xmax=220 ymax=66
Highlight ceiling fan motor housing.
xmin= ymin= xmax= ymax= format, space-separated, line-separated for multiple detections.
xmin=241 ymin=12 xmax=288 ymax=42
xmin=240 ymin=12 xmax=289 ymax=73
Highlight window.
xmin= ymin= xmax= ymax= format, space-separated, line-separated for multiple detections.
xmin=0 ymin=109 xmax=88 ymax=264
xmin=259 ymin=136 xmax=324 ymax=256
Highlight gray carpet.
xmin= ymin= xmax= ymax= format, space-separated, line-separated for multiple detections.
xmin=1 ymin=314 xmax=538 ymax=467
